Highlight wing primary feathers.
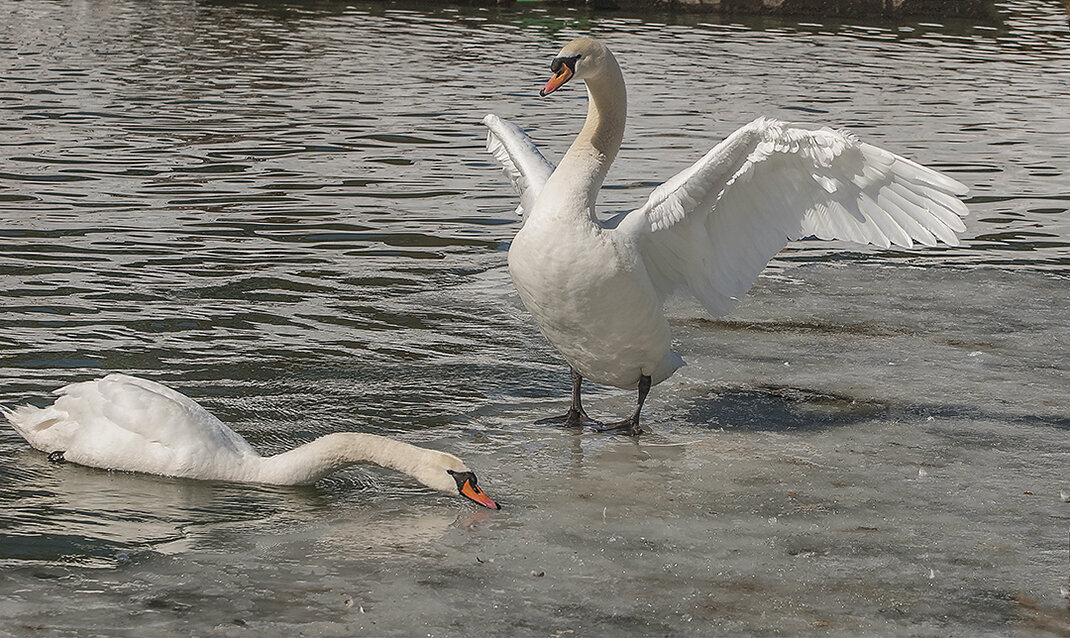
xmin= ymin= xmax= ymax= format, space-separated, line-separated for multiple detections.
xmin=615 ymin=117 xmax=969 ymax=317
xmin=482 ymin=114 xmax=556 ymax=218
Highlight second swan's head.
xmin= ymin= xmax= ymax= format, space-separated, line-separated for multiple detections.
xmin=419 ymin=449 xmax=500 ymax=509
xmin=540 ymin=38 xmax=614 ymax=97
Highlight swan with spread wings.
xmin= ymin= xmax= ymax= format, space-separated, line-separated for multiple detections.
xmin=483 ymin=38 xmax=968 ymax=435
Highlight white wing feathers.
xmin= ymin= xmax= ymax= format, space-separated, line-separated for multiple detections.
xmin=30 ymin=373 xmax=258 ymax=459
xmin=618 ymin=117 xmax=969 ymax=317
xmin=482 ymin=114 xmax=555 ymax=217
xmin=86 ymin=374 xmax=258 ymax=457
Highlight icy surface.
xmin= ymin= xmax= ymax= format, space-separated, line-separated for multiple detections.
xmin=0 ymin=1 xmax=1068 ymax=635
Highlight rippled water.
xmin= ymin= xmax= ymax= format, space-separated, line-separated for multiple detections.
xmin=1 ymin=1 xmax=1068 ymax=635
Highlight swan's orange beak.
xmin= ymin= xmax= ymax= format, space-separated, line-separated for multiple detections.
xmin=461 ymin=478 xmax=500 ymax=510
xmin=540 ymin=65 xmax=573 ymax=97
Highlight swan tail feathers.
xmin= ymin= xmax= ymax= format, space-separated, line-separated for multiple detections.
xmin=650 ymin=352 xmax=687 ymax=386
xmin=2 ymin=403 xmax=61 ymax=451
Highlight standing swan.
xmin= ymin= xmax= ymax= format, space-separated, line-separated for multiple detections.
xmin=2 ymin=374 xmax=499 ymax=509
xmin=483 ymin=38 xmax=968 ymax=435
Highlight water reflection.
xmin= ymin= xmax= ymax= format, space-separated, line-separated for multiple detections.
xmin=0 ymin=452 xmax=296 ymax=566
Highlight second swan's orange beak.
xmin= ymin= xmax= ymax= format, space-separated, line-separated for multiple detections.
xmin=540 ymin=65 xmax=573 ymax=97
xmin=461 ymin=478 xmax=500 ymax=510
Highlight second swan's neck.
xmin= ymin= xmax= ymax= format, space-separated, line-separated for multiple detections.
xmin=542 ymin=57 xmax=627 ymax=221
xmin=250 ymin=432 xmax=445 ymax=487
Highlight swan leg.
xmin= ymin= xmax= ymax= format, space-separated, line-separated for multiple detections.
xmin=536 ymin=368 xmax=601 ymax=427
xmin=593 ymin=375 xmax=651 ymax=437
xmin=47 ymin=451 xmax=66 ymax=463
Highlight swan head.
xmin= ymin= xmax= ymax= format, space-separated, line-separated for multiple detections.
xmin=540 ymin=38 xmax=614 ymax=97
xmin=420 ymin=451 xmax=500 ymax=510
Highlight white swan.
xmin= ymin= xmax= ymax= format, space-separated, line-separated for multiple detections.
xmin=2 ymin=374 xmax=499 ymax=509
xmin=483 ymin=38 xmax=968 ymax=434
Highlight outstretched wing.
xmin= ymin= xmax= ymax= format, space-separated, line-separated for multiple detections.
xmin=482 ymin=114 xmax=556 ymax=218
xmin=616 ymin=117 xmax=969 ymax=317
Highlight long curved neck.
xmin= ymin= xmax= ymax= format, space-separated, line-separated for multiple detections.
xmin=541 ymin=58 xmax=627 ymax=222
xmin=250 ymin=433 xmax=443 ymax=487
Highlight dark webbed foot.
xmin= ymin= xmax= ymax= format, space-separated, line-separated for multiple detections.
xmin=537 ymin=367 xmax=602 ymax=428
xmin=591 ymin=374 xmax=650 ymax=437
xmin=539 ymin=370 xmax=650 ymax=437
xmin=593 ymin=416 xmax=642 ymax=436
xmin=536 ymin=407 xmax=601 ymax=428
xmin=47 ymin=450 xmax=66 ymax=463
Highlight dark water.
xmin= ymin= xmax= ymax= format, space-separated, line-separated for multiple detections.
xmin=1 ymin=1 xmax=1068 ymax=635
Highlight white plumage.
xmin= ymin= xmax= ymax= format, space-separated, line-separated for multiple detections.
xmin=5 ymin=374 xmax=259 ymax=480
xmin=483 ymin=38 xmax=968 ymax=433
xmin=3 ymin=374 xmax=499 ymax=508
xmin=619 ymin=117 xmax=967 ymax=317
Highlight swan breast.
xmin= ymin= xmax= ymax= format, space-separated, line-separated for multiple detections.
xmin=508 ymin=221 xmax=678 ymax=388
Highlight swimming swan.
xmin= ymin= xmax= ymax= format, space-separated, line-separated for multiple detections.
xmin=2 ymin=374 xmax=499 ymax=509
xmin=483 ymin=38 xmax=968 ymax=435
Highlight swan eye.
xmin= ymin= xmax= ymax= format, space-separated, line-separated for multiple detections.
xmin=550 ymin=55 xmax=580 ymax=73
xmin=447 ymin=469 xmax=477 ymax=493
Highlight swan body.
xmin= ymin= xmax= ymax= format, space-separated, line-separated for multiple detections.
xmin=2 ymin=374 xmax=499 ymax=508
xmin=484 ymin=38 xmax=969 ymax=433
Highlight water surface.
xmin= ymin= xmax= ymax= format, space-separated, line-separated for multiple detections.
xmin=1 ymin=1 xmax=1068 ymax=635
